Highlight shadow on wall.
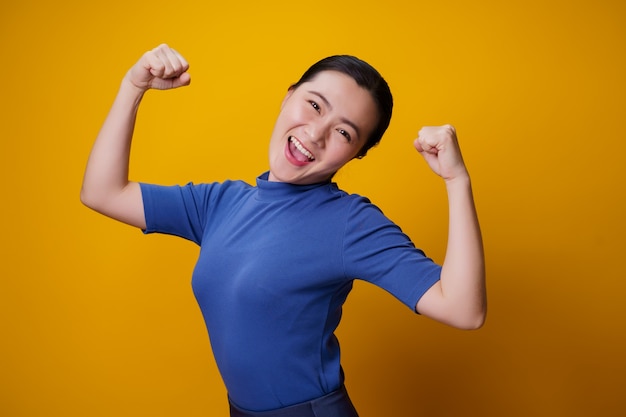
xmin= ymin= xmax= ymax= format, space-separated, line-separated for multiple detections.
xmin=338 ymin=248 xmax=625 ymax=417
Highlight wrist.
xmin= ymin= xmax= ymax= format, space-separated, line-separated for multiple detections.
xmin=118 ymin=77 xmax=148 ymax=106
xmin=120 ymin=75 xmax=149 ymax=97
xmin=444 ymin=171 xmax=471 ymax=188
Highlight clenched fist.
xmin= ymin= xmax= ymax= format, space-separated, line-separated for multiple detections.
xmin=414 ymin=124 xmax=469 ymax=182
xmin=125 ymin=44 xmax=190 ymax=92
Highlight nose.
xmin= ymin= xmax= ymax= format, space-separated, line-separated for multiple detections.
xmin=305 ymin=119 xmax=328 ymax=147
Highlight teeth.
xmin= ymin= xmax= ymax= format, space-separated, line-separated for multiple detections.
xmin=290 ymin=137 xmax=315 ymax=160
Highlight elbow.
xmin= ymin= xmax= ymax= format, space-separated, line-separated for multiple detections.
xmin=80 ymin=186 xmax=96 ymax=210
xmin=457 ymin=313 xmax=486 ymax=330
xmin=417 ymin=282 xmax=487 ymax=330
xmin=423 ymin=307 xmax=487 ymax=330
xmin=80 ymin=187 xmax=88 ymax=206
xmin=80 ymin=184 xmax=106 ymax=213
xmin=453 ymin=307 xmax=487 ymax=330
xmin=80 ymin=186 xmax=91 ymax=208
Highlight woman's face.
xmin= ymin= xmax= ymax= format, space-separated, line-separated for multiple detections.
xmin=268 ymin=71 xmax=379 ymax=184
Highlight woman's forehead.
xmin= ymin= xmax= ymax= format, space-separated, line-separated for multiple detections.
xmin=298 ymin=71 xmax=373 ymax=107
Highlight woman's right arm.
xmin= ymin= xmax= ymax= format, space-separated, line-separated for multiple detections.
xmin=80 ymin=44 xmax=190 ymax=229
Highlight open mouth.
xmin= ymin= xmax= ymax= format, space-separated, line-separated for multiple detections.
xmin=288 ymin=136 xmax=315 ymax=162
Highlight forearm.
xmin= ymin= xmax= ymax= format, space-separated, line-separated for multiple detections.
xmin=439 ymin=174 xmax=486 ymax=328
xmin=80 ymin=77 xmax=149 ymax=229
xmin=81 ymin=79 xmax=144 ymax=208
xmin=80 ymin=44 xmax=190 ymax=229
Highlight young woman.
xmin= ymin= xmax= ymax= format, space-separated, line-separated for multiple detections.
xmin=81 ymin=44 xmax=486 ymax=417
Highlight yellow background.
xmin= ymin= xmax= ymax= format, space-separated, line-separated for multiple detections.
xmin=1 ymin=0 xmax=625 ymax=416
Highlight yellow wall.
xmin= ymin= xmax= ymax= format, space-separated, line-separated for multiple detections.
xmin=1 ymin=0 xmax=625 ymax=416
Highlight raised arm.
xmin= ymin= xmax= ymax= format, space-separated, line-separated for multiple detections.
xmin=80 ymin=44 xmax=190 ymax=229
xmin=414 ymin=125 xmax=487 ymax=330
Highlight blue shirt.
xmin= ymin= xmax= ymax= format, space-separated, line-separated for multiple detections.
xmin=141 ymin=173 xmax=441 ymax=411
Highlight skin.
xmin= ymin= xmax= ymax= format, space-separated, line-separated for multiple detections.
xmin=267 ymin=71 xmax=379 ymax=185
xmin=81 ymin=44 xmax=486 ymax=330
xmin=413 ymin=125 xmax=486 ymax=329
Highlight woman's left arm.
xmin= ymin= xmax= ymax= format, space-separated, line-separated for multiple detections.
xmin=414 ymin=125 xmax=486 ymax=329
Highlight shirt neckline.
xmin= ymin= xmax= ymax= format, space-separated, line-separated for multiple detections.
xmin=255 ymin=171 xmax=334 ymax=201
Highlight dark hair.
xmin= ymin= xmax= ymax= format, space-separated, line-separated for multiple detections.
xmin=291 ymin=55 xmax=393 ymax=158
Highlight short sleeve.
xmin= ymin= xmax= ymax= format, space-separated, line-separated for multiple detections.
xmin=342 ymin=197 xmax=441 ymax=311
xmin=140 ymin=182 xmax=216 ymax=245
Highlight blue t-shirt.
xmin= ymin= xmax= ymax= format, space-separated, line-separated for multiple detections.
xmin=140 ymin=172 xmax=441 ymax=411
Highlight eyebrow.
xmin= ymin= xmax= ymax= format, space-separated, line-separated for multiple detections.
xmin=307 ymin=90 xmax=362 ymax=139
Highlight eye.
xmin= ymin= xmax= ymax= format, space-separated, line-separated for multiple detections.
xmin=337 ymin=129 xmax=352 ymax=142
xmin=309 ymin=100 xmax=321 ymax=113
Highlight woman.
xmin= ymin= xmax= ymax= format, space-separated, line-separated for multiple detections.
xmin=81 ymin=44 xmax=486 ymax=417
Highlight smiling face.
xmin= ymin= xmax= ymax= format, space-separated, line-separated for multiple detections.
xmin=267 ymin=71 xmax=379 ymax=185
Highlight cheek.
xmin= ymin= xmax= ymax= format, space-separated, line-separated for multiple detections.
xmin=287 ymin=97 xmax=318 ymax=122
xmin=290 ymin=105 xmax=311 ymax=125
xmin=327 ymin=142 xmax=359 ymax=165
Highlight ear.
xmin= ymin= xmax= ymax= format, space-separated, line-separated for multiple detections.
xmin=280 ymin=86 xmax=295 ymax=109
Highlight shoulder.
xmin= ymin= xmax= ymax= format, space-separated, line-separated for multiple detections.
xmin=327 ymin=186 xmax=406 ymax=241
xmin=182 ymin=179 xmax=254 ymax=199
xmin=323 ymin=185 xmax=393 ymax=231
xmin=327 ymin=182 xmax=373 ymax=205
xmin=331 ymin=185 xmax=383 ymax=217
